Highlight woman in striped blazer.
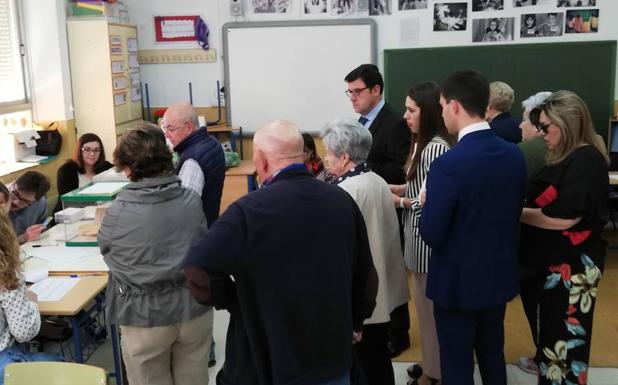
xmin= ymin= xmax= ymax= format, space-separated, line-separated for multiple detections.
xmin=390 ymin=82 xmax=453 ymax=385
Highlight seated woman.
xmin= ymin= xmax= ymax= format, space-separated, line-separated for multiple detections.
xmin=321 ymin=118 xmax=409 ymax=385
xmin=0 ymin=210 xmax=62 ymax=382
xmin=98 ymin=123 xmax=212 ymax=385
xmin=53 ymin=133 xmax=112 ymax=214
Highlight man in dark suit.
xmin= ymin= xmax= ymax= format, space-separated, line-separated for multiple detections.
xmin=486 ymin=81 xmax=522 ymax=143
xmin=345 ymin=64 xmax=411 ymax=357
xmin=420 ymin=71 xmax=526 ymax=385
xmin=184 ymin=120 xmax=378 ymax=385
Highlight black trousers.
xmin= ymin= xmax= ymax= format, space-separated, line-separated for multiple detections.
xmin=523 ymin=254 xmax=602 ymax=385
xmin=354 ymin=322 xmax=394 ymax=385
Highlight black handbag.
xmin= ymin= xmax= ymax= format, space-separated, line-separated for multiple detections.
xmin=35 ymin=122 xmax=62 ymax=156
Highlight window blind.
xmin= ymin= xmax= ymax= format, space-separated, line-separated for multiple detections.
xmin=0 ymin=0 xmax=26 ymax=105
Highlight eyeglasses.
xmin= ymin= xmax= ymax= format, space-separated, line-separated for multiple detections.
xmin=82 ymin=146 xmax=101 ymax=154
xmin=11 ymin=188 xmax=35 ymax=207
xmin=162 ymin=121 xmax=188 ymax=134
xmin=345 ymin=87 xmax=369 ymax=98
xmin=536 ymin=122 xmax=552 ymax=134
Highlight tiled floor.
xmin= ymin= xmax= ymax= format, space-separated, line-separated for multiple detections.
xmin=86 ymin=308 xmax=618 ymax=385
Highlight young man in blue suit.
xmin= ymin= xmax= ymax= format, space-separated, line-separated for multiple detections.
xmin=420 ymin=70 xmax=527 ymax=385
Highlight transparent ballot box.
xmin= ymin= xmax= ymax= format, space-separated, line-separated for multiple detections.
xmin=59 ymin=182 xmax=129 ymax=247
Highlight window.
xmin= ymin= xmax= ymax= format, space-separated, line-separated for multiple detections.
xmin=0 ymin=0 xmax=27 ymax=108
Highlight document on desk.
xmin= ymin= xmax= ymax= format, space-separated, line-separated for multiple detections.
xmin=29 ymin=247 xmax=100 ymax=264
xmin=30 ymin=278 xmax=80 ymax=301
xmin=78 ymin=182 xmax=128 ymax=195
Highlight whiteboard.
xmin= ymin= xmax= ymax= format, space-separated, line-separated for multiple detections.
xmin=223 ymin=20 xmax=376 ymax=133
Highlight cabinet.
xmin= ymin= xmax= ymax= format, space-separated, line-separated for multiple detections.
xmin=67 ymin=18 xmax=142 ymax=160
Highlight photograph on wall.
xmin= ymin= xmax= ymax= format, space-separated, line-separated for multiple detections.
xmin=513 ymin=0 xmax=551 ymax=7
xmin=331 ymin=0 xmax=355 ymax=15
xmin=399 ymin=0 xmax=428 ymax=10
xmin=472 ymin=17 xmax=514 ymax=42
xmin=305 ymin=0 xmax=326 ymax=13
xmin=252 ymin=0 xmax=290 ymax=13
xmin=558 ymin=0 xmax=596 ymax=6
xmin=565 ymin=9 xmax=599 ymax=33
xmin=369 ymin=0 xmax=391 ymax=15
xmin=434 ymin=3 xmax=468 ymax=31
xmin=472 ymin=0 xmax=504 ymax=11
xmin=520 ymin=13 xmax=564 ymax=38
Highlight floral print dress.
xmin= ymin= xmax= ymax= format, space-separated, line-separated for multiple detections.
xmin=519 ymin=145 xmax=608 ymax=385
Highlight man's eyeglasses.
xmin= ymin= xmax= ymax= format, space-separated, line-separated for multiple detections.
xmin=345 ymin=87 xmax=369 ymax=98
xmin=162 ymin=122 xmax=187 ymax=134
xmin=82 ymin=146 xmax=101 ymax=154
xmin=11 ymin=189 xmax=35 ymax=207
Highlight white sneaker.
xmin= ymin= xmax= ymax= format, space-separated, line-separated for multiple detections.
xmin=517 ymin=356 xmax=539 ymax=375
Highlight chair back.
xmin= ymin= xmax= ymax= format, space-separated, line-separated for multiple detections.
xmin=4 ymin=362 xmax=106 ymax=385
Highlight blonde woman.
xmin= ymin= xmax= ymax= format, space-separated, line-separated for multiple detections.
xmin=519 ymin=91 xmax=608 ymax=385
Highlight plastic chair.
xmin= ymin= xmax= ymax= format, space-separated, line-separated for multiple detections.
xmin=4 ymin=362 xmax=106 ymax=385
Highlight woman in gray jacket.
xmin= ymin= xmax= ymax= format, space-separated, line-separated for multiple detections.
xmin=98 ymin=123 xmax=211 ymax=385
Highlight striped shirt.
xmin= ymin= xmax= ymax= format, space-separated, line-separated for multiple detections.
xmin=403 ymin=136 xmax=451 ymax=273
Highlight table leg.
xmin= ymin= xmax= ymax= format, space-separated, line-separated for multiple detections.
xmin=69 ymin=316 xmax=83 ymax=363
xmin=110 ymin=324 xmax=124 ymax=385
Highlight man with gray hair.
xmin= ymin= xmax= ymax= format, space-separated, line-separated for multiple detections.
xmin=486 ymin=81 xmax=522 ymax=143
xmin=184 ymin=120 xmax=378 ymax=385
xmin=162 ymin=102 xmax=225 ymax=227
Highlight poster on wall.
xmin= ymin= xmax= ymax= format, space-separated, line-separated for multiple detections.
xmin=127 ymin=38 xmax=138 ymax=52
xmin=331 ymin=0 xmax=355 ymax=15
xmin=565 ymin=9 xmax=599 ymax=33
xmin=304 ymin=0 xmax=326 ymax=14
xmin=513 ymin=0 xmax=551 ymax=7
xmin=154 ymin=16 xmax=198 ymax=42
xmin=252 ymin=0 xmax=291 ymax=13
xmin=558 ymin=0 xmax=596 ymax=6
xmin=399 ymin=0 xmax=427 ymax=9
xmin=472 ymin=0 xmax=504 ymax=11
xmin=369 ymin=0 xmax=391 ymax=15
xmin=434 ymin=3 xmax=468 ymax=31
xmin=114 ymin=92 xmax=127 ymax=106
xmin=472 ymin=17 xmax=515 ymax=42
xmin=521 ymin=13 xmax=564 ymax=38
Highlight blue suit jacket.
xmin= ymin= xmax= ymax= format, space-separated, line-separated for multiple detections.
xmin=420 ymin=129 xmax=526 ymax=309
xmin=490 ymin=111 xmax=522 ymax=143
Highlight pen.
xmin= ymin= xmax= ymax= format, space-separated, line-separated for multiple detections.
xmin=32 ymin=244 xmax=58 ymax=248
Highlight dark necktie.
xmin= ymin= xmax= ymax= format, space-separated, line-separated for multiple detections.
xmin=358 ymin=116 xmax=369 ymax=125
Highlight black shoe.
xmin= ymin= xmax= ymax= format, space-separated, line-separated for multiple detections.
xmin=208 ymin=359 xmax=216 ymax=368
xmin=387 ymin=338 xmax=410 ymax=358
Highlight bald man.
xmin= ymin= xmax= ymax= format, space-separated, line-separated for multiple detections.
xmin=163 ymin=102 xmax=225 ymax=227
xmin=184 ymin=120 xmax=378 ymax=385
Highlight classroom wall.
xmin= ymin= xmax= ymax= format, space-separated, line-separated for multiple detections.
xmin=126 ymin=0 xmax=618 ymax=109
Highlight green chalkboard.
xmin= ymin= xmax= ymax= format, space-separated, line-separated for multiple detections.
xmin=384 ymin=41 xmax=616 ymax=139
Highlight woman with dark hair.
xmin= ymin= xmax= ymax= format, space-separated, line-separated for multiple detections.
xmin=519 ymin=91 xmax=608 ymax=385
xmin=390 ymin=82 xmax=453 ymax=385
xmin=98 ymin=122 xmax=212 ymax=385
xmin=301 ymin=133 xmax=335 ymax=182
xmin=53 ymin=133 xmax=112 ymax=213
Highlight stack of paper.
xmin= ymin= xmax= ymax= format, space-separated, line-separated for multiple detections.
xmin=54 ymin=207 xmax=85 ymax=224
xmin=30 ymin=277 xmax=80 ymax=301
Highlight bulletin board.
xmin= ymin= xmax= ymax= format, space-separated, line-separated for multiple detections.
xmin=223 ymin=20 xmax=376 ymax=133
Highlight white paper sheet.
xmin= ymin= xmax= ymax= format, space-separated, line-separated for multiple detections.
xmin=30 ymin=277 xmax=79 ymax=301
xmin=24 ymin=267 xmax=48 ymax=284
xmin=29 ymin=246 xmax=99 ymax=264
xmin=78 ymin=182 xmax=128 ymax=195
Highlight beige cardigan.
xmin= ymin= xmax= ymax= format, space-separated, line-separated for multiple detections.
xmin=339 ymin=171 xmax=410 ymax=324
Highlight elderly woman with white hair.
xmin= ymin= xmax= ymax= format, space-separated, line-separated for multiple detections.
xmin=321 ymin=118 xmax=409 ymax=385
xmin=517 ymin=91 xmax=553 ymax=185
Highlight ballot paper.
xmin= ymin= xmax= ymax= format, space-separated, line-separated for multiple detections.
xmin=29 ymin=247 xmax=99 ymax=264
xmin=24 ymin=267 xmax=49 ymax=284
xmin=30 ymin=277 xmax=79 ymax=301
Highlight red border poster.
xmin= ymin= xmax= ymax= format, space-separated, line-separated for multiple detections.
xmin=154 ymin=16 xmax=198 ymax=42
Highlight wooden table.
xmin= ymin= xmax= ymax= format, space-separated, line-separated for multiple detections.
xmin=610 ymin=171 xmax=618 ymax=185
xmin=220 ymin=160 xmax=257 ymax=213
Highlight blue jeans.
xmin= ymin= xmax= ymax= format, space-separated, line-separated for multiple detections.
xmin=319 ymin=372 xmax=350 ymax=385
xmin=0 ymin=346 xmax=63 ymax=385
